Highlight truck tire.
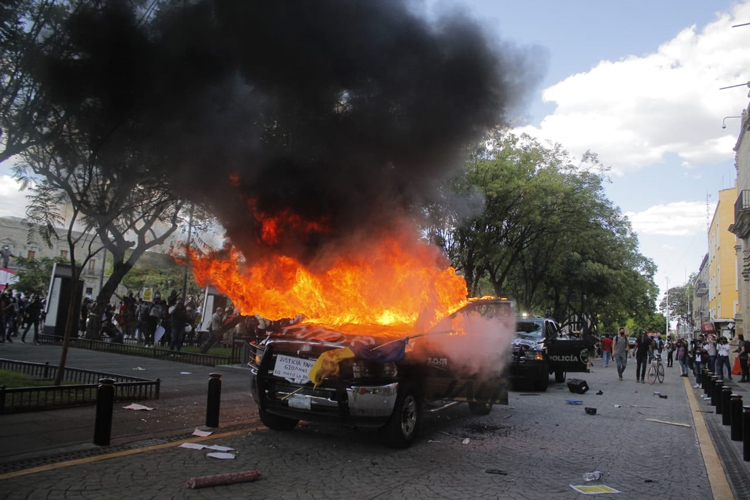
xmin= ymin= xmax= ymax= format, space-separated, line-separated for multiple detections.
xmin=468 ymin=401 xmax=493 ymax=415
xmin=534 ymin=374 xmax=549 ymax=392
xmin=381 ymin=386 xmax=421 ymax=449
xmin=555 ymin=371 xmax=566 ymax=383
xmin=258 ymin=408 xmax=299 ymax=431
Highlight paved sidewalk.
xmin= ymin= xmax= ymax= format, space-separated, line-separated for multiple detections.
xmin=0 ymin=341 xmax=259 ymax=464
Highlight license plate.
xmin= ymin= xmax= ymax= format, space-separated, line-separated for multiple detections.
xmin=273 ymin=354 xmax=315 ymax=384
xmin=287 ymin=394 xmax=311 ymax=410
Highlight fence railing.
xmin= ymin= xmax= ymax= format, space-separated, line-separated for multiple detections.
xmin=38 ymin=335 xmax=243 ymax=367
xmin=0 ymin=358 xmax=160 ymax=414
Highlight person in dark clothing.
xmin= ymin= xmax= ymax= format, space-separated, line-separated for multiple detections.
xmin=21 ymin=295 xmax=42 ymax=344
xmin=169 ymin=298 xmax=188 ymax=352
xmin=737 ymin=334 xmax=749 ymax=383
xmin=634 ymin=330 xmax=653 ymax=383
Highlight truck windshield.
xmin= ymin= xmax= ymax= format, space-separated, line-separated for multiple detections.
xmin=516 ymin=320 xmax=544 ymax=341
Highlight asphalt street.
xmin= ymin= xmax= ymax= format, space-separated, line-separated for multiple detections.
xmin=0 ymin=342 xmax=748 ymax=499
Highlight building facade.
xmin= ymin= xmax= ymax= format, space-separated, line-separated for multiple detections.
xmin=0 ymin=215 xmax=107 ymax=298
xmin=729 ymin=106 xmax=750 ymax=338
xmin=706 ymin=187 xmax=739 ymax=338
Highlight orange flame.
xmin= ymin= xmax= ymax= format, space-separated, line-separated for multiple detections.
xmin=192 ymin=234 xmax=468 ymax=334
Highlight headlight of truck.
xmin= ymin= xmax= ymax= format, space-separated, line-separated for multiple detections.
xmin=380 ymin=362 xmax=398 ymax=378
xmin=523 ymin=350 xmax=544 ymax=361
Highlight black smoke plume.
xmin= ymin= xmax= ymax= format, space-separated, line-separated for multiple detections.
xmin=40 ymin=0 xmax=544 ymax=264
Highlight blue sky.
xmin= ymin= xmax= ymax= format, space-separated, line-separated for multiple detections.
xmin=434 ymin=0 xmax=750 ymax=298
xmin=2 ymin=0 xmax=749 ymax=302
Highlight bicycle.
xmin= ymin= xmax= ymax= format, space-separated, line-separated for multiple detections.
xmin=647 ymin=353 xmax=665 ymax=384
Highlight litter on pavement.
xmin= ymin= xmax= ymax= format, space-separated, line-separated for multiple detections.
xmin=123 ymin=403 xmax=154 ymax=411
xmin=569 ymin=484 xmax=621 ymax=495
xmin=179 ymin=443 xmax=206 ymax=450
xmin=192 ymin=428 xmax=212 ymax=437
xmin=566 ymin=399 xmax=583 ymax=405
xmin=206 ymin=452 xmax=236 ymax=460
xmin=646 ymin=418 xmax=690 ymax=428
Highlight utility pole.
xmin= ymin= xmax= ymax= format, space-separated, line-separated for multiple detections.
xmin=181 ymin=203 xmax=195 ymax=299
xmin=666 ymin=277 xmax=669 ymax=337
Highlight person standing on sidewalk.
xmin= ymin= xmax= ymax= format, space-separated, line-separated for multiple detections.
xmin=676 ymin=339 xmax=690 ymax=376
xmin=20 ymin=294 xmax=42 ymax=344
xmin=716 ymin=336 xmax=732 ymax=380
xmin=635 ymin=330 xmax=653 ymax=383
xmin=613 ymin=328 xmax=629 ymax=380
xmin=692 ymin=335 xmax=707 ymax=388
xmin=736 ymin=334 xmax=749 ymax=382
xmin=665 ymin=336 xmax=674 ymax=367
xmin=601 ymin=334 xmax=613 ymax=368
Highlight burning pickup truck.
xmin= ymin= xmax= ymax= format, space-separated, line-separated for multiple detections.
xmin=249 ymin=297 xmax=514 ymax=448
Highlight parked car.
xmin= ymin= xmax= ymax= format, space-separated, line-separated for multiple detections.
xmin=249 ymin=297 xmax=514 ymax=448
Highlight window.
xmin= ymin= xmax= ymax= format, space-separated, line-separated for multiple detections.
xmin=60 ymin=250 xmax=68 ymax=259
xmin=88 ymin=259 xmax=96 ymax=273
xmin=85 ymin=287 xmax=93 ymax=295
xmin=27 ymin=250 xmax=35 ymax=260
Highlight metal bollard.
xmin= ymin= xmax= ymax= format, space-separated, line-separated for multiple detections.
xmin=722 ymin=387 xmax=732 ymax=425
xmin=93 ymin=378 xmax=116 ymax=446
xmin=712 ymin=378 xmax=723 ymax=408
xmin=703 ymin=369 xmax=711 ymax=391
xmin=206 ymin=373 xmax=222 ymax=428
xmin=731 ymin=394 xmax=743 ymax=441
xmin=744 ymin=406 xmax=750 ymax=461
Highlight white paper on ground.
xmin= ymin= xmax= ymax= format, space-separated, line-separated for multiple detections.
xmin=192 ymin=429 xmax=212 ymax=437
xmin=179 ymin=443 xmax=206 ymax=450
xmin=206 ymin=452 xmax=235 ymax=460
xmin=205 ymin=445 xmax=234 ymax=452
xmin=180 ymin=372 xmax=192 ymax=375
xmin=123 ymin=403 xmax=154 ymax=411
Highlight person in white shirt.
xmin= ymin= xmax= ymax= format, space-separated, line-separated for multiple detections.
xmin=716 ymin=336 xmax=732 ymax=380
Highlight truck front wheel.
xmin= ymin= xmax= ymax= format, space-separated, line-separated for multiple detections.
xmin=381 ymin=387 xmax=421 ymax=449
xmin=258 ymin=408 xmax=299 ymax=431
xmin=468 ymin=401 xmax=493 ymax=415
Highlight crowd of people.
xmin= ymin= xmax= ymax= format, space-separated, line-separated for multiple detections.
xmin=78 ymin=290 xmax=203 ymax=352
xmin=1 ymin=288 xmax=46 ymax=345
xmin=597 ymin=328 xmax=750 ymax=385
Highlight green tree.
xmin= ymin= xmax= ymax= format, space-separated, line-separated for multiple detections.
xmin=432 ymin=132 xmax=658 ymax=333
xmin=11 ymin=255 xmax=66 ymax=296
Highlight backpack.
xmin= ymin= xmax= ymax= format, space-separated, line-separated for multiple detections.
xmin=149 ymin=304 xmax=163 ymax=318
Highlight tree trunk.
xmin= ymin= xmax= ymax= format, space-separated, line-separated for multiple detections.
xmin=85 ymin=258 xmax=133 ymax=340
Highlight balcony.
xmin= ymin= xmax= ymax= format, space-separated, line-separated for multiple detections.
xmin=695 ymin=281 xmax=708 ymax=297
xmin=731 ymin=190 xmax=750 ymax=238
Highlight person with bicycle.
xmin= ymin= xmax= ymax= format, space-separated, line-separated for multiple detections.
xmin=635 ymin=330 xmax=653 ymax=384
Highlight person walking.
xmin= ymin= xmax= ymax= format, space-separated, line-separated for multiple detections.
xmin=676 ymin=339 xmax=690 ymax=376
xmin=716 ymin=336 xmax=732 ymax=380
xmin=634 ymin=330 xmax=653 ymax=383
xmin=706 ymin=335 xmax=717 ymax=375
xmin=601 ymin=334 xmax=613 ymax=368
xmin=169 ymin=298 xmax=188 ymax=352
xmin=692 ymin=335 xmax=707 ymax=388
xmin=20 ymin=294 xmax=42 ymax=345
xmin=613 ymin=328 xmax=629 ymax=380
xmin=665 ymin=336 xmax=675 ymax=367
xmin=737 ymin=334 xmax=749 ymax=383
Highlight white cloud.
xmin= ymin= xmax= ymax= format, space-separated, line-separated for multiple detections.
xmin=625 ymin=201 xmax=715 ymax=236
xmin=514 ymin=2 xmax=750 ymax=174
xmin=0 ymin=175 xmax=29 ymax=218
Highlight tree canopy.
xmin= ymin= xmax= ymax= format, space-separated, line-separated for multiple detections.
xmin=430 ymin=133 xmax=658 ymax=333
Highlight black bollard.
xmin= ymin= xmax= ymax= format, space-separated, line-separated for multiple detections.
xmin=93 ymin=378 xmax=116 ymax=446
xmin=731 ymin=394 xmax=743 ymax=441
xmin=713 ymin=379 xmax=723 ymax=408
xmin=744 ymin=406 xmax=750 ymax=461
xmin=206 ymin=373 xmax=222 ymax=428
xmin=723 ymin=387 xmax=733 ymax=425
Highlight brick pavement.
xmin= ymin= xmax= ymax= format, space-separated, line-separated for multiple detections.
xmin=0 ymin=344 xmax=747 ymax=499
